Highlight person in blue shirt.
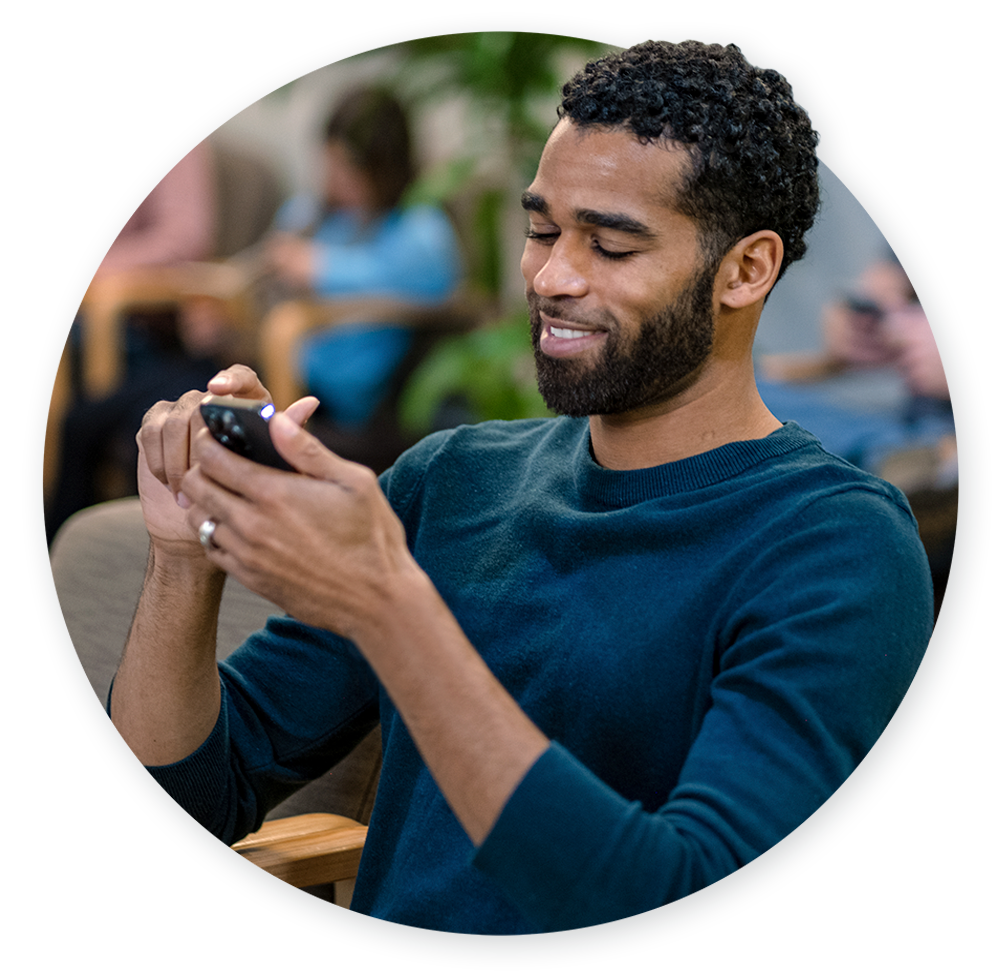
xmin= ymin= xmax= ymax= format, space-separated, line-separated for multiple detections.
xmin=262 ymin=85 xmax=462 ymax=428
xmin=112 ymin=41 xmax=932 ymax=933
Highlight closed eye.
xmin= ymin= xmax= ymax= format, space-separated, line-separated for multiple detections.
xmin=592 ymin=240 xmax=636 ymax=261
xmin=525 ymin=227 xmax=558 ymax=244
xmin=526 ymin=227 xmax=636 ymax=261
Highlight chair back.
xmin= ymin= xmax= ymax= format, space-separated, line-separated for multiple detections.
xmin=210 ymin=144 xmax=285 ymax=259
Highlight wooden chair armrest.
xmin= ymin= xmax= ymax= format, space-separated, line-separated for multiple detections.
xmin=78 ymin=267 xmax=186 ymax=396
xmin=77 ymin=262 xmax=258 ymax=397
xmin=259 ymin=293 xmax=484 ymax=408
xmin=42 ymin=813 xmax=368 ymax=935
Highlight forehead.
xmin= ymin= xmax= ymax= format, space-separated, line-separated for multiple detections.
xmin=527 ymin=119 xmax=693 ymax=222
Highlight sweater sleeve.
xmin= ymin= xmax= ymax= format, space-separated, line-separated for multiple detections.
xmin=472 ymin=484 xmax=933 ymax=931
xmin=145 ymin=436 xmax=454 ymax=845
xmin=146 ymin=615 xmax=381 ymax=845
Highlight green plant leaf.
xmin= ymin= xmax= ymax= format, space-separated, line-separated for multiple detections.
xmin=398 ymin=313 xmax=552 ymax=434
xmin=403 ymin=156 xmax=478 ymax=208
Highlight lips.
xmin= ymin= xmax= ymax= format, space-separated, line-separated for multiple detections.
xmin=549 ymin=324 xmax=595 ymax=340
xmin=539 ymin=315 xmax=607 ymax=358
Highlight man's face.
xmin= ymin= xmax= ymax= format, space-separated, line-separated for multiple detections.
xmin=521 ymin=120 xmax=718 ymax=417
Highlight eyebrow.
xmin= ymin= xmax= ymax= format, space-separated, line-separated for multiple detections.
xmin=520 ymin=190 xmax=659 ymax=241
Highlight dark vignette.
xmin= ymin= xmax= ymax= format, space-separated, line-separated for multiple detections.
xmin=33 ymin=15 xmax=984 ymax=968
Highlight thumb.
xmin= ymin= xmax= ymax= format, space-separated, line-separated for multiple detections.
xmin=269 ymin=410 xmax=354 ymax=483
xmin=284 ymin=395 xmax=320 ymax=428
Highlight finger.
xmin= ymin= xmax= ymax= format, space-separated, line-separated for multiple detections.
xmin=188 ymin=427 xmax=288 ymax=510
xmin=184 ymin=498 xmax=234 ymax=570
xmin=283 ymin=395 xmax=320 ymax=429
xmin=160 ymin=414 xmax=194 ymax=500
xmin=137 ymin=392 xmax=199 ymax=488
xmin=269 ymin=410 xmax=367 ymax=485
xmin=158 ymin=390 xmax=210 ymax=498
xmin=206 ymin=364 xmax=270 ymax=402
xmin=137 ymin=419 xmax=167 ymax=487
xmin=137 ymin=398 xmax=178 ymax=485
xmin=182 ymin=457 xmax=252 ymax=533
xmin=136 ymin=431 xmax=166 ymax=491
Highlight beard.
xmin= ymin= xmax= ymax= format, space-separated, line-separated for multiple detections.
xmin=529 ymin=262 xmax=717 ymax=417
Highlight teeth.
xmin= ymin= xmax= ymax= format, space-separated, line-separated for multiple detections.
xmin=551 ymin=326 xmax=591 ymax=339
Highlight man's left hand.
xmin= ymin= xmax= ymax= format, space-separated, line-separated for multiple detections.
xmin=180 ymin=410 xmax=416 ymax=639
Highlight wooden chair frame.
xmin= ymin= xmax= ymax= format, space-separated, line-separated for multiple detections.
xmin=258 ymin=291 xmax=485 ymax=409
xmin=44 ymin=262 xmax=255 ymax=502
xmin=44 ymin=269 xmax=485 ymax=499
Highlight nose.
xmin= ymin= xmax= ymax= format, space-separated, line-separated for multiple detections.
xmin=521 ymin=238 xmax=589 ymax=299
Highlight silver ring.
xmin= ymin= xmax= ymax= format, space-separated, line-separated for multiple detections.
xmin=198 ymin=518 xmax=219 ymax=550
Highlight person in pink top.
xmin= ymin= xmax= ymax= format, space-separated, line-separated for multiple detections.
xmin=42 ymin=30 xmax=215 ymax=278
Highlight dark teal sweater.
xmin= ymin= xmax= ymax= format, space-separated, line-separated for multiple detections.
xmin=150 ymin=419 xmax=932 ymax=933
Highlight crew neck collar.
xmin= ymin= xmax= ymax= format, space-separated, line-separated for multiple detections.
xmin=571 ymin=420 xmax=816 ymax=507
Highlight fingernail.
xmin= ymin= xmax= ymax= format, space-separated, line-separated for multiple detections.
xmin=176 ymin=491 xmax=191 ymax=509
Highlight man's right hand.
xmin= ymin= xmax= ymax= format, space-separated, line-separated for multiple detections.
xmin=135 ymin=365 xmax=272 ymax=555
xmin=113 ymin=366 xmax=283 ymax=766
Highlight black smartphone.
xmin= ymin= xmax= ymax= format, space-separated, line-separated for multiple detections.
xmin=200 ymin=396 xmax=295 ymax=471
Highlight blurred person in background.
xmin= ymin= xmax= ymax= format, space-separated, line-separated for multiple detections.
xmin=763 ymin=254 xmax=948 ymax=405
xmin=248 ymin=85 xmax=462 ymax=431
xmin=760 ymin=253 xmax=955 ymax=487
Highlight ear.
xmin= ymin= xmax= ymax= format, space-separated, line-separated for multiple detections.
xmin=716 ymin=230 xmax=784 ymax=309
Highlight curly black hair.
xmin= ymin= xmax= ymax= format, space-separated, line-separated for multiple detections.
xmin=559 ymin=40 xmax=820 ymax=281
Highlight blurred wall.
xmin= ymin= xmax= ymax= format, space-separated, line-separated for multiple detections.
xmin=105 ymin=31 xmax=958 ymax=352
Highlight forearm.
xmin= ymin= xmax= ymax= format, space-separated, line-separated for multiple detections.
xmin=174 ymin=411 xmax=548 ymax=844
xmin=352 ymin=566 xmax=550 ymax=846
xmin=110 ymin=544 xmax=226 ymax=766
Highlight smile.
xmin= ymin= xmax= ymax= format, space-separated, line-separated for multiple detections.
xmin=539 ymin=315 xmax=608 ymax=358
xmin=550 ymin=325 xmax=594 ymax=340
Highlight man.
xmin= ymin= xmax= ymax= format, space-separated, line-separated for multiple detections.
xmin=111 ymin=41 xmax=932 ymax=933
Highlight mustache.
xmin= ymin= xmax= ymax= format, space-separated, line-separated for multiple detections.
xmin=526 ymin=293 xmax=617 ymax=332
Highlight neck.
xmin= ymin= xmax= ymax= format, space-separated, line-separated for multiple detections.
xmin=587 ymin=356 xmax=780 ymax=470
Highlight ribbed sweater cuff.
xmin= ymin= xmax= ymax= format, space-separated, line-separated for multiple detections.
xmin=144 ymin=702 xmax=232 ymax=836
